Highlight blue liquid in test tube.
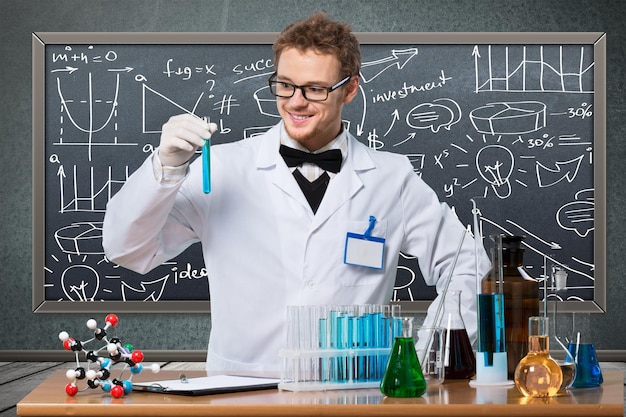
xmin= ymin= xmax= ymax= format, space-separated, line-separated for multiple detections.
xmin=201 ymin=117 xmax=211 ymax=194
xmin=335 ymin=311 xmax=346 ymax=382
xmin=357 ymin=314 xmax=367 ymax=381
xmin=379 ymin=314 xmax=390 ymax=378
xmin=364 ymin=310 xmax=374 ymax=381
xmin=329 ymin=309 xmax=339 ymax=382
xmin=371 ymin=309 xmax=382 ymax=379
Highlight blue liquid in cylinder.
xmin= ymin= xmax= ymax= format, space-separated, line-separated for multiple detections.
xmin=380 ymin=336 xmax=427 ymax=398
xmin=477 ymin=293 xmax=506 ymax=364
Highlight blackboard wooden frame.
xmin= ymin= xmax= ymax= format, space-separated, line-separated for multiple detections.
xmin=32 ymin=32 xmax=606 ymax=314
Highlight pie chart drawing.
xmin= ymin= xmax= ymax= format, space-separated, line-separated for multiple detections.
xmin=470 ymin=101 xmax=546 ymax=135
xmin=55 ymin=222 xmax=104 ymax=255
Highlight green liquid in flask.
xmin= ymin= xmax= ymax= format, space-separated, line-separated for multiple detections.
xmin=380 ymin=336 xmax=427 ymax=397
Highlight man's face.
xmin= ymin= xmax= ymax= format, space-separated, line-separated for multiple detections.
xmin=274 ymin=47 xmax=358 ymax=151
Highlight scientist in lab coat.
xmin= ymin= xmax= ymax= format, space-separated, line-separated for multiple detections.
xmin=102 ymin=12 xmax=489 ymax=376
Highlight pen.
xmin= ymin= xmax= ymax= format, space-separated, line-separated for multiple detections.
xmin=202 ymin=116 xmax=211 ymax=194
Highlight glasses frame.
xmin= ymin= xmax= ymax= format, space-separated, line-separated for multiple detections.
xmin=268 ymin=73 xmax=352 ymax=102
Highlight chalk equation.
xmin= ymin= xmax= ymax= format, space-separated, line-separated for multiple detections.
xmin=34 ymin=34 xmax=604 ymax=312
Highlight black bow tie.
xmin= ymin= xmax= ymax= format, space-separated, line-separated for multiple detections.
xmin=279 ymin=145 xmax=342 ymax=173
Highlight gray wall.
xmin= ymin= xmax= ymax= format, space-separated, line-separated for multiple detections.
xmin=1 ymin=0 xmax=624 ymax=356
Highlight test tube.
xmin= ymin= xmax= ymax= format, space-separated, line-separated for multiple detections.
xmin=338 ymin=307 xmax=350 ymax=382
xmin=391 ymin=304 xmax=402 ymax=339
xmin=378 ymin=305 xmax=391 ymax=378
xmin=330 ymin=306 xmax=338 ymax=382
xmin=349 ymin=308 xmax=360 ymax=381
xmin=308 ymin=305 xmax=320 ymax=382
xmin=297 ymin=306 xmax=308 ymax=382
xmin=316 ymin=305 xmax=327 ymax=382
xmin=370 ymin=305 xmax=382 ymax=379
xmin=356 ymin=305 xmax=368 ymax=381
xmin=201 ymin=117 xmax=211 ymax=194
xmin=346 ymin=306 xmax=357 ymax=382
xmin=286 ymin=304 xmax=302 ymax=383
xmin=286 ymin=305 xmax=298 ymax=350
xmin=361 ymin=306 xmax=370 ymax=381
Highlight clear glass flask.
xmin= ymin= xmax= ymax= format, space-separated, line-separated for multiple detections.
xmin=441 ymin=290 xmax=476 ymax=379
xmin=380 ymin=317 xmax=427 ymax=397
xmin=514 ymin=316 xmax=563 ymax=397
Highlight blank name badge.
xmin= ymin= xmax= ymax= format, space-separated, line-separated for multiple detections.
xmin=344 ymin=216 xmax=385 ymax=270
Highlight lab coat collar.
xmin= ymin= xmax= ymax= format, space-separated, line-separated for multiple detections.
xmin=254 ymin=123 xmax=285 ymax=170
xmin=255 ymin=122 xmax=377 ymax=227
xmin=313 ymin=137 xmax=374 ymax=229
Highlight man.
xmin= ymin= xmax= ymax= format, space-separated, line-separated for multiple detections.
xmin=103 ymin=12 xmax=489 ymax=375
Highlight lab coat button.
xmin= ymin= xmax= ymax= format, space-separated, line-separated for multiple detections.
xmin=305 ymin=280 xmax=317 ymax=289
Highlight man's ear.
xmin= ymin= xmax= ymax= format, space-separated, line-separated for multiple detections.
xmin=343 ymin=76 xmax=360 ymax=104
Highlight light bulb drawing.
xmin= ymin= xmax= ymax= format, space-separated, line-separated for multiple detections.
xmin=61 ymin=264 xmax=101 ymax=302
xmin=475 ymin=145 xmax=515 ymax=199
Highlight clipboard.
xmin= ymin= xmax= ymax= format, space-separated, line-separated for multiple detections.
xmin=133 ymin=374 xmax=280 ymax=396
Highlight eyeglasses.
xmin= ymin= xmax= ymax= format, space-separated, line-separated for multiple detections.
xmin=268 ymin=73 xmax=352 ymax=102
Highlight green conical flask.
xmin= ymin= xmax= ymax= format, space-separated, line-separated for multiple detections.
xmin=380 ymin=317 xmax=427 ymax=397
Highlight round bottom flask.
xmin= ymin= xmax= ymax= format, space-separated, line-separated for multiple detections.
xmin=514 ymin=316 xmax=562 ymax=397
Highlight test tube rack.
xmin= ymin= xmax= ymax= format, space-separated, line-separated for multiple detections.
xmin=279 ymin=304 xmax=401 ymax=392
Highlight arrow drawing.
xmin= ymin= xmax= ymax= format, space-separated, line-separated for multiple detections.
xmin=384 ymin=109 xmax=400 ymax=137
xmin=506 ymin=219 xmax=562 ymax=250
xmin=107 ymin=67 xmax=133 ymax=73
xmin=360 ymin=48 xmax=418 ymax=83
xmin=480 ymin=216 xmax=593 ymax=282
xmin=51 ymin=66 xmax=79 ymax=74
xmin=121 ymin=275 xmax=168 ymax=302
xmin=536 ymin=155 xmax=584 ymax=187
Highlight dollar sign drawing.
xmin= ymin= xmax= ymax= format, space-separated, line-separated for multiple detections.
xmin=367 ymin=130 xmax=384 ymax=150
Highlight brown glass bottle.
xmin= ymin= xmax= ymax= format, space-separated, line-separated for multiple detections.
xmin=481 ymin=235 xmax=539 ymax=378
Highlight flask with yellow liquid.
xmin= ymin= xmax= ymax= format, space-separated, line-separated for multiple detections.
xmin=514 ymin=316 xmax=562 ymax=397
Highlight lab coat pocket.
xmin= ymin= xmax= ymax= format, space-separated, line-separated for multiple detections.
xmin=340 ymin=219 xmax=387 ymax=287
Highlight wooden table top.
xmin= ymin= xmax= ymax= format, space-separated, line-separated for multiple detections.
xmin=17 ymin=369 xmax=624 ymax=417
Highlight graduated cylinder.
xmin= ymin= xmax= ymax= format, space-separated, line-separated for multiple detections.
xmin=481 ymin=235 xmax=539 ymax=377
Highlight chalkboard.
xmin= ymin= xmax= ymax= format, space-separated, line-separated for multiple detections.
xmin=32 ymin=32 xmax=606 ymax=313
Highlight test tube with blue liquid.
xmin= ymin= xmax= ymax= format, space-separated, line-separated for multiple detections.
xmin=371 ymin=305 xmax=382 ymax=379
xmin=317 ymin=306 xmax=329 ymax=382
xmin=379 ymin=305 xmax=391 ymax=378
xmin=201 ymin=116 xmax=212 ymax=194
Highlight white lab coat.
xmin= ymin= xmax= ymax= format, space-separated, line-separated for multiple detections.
xmin=103 ymin=122 xmax=489 ymax=376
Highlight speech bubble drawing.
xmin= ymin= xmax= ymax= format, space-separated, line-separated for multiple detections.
xmin=406 ymin=98 xmax=461 ymax=133
xmin=556 ymin=189 xmax=594 ymax=238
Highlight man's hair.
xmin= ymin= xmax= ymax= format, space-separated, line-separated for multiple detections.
xmin=273 ymin=11 xmax=361 ymax=78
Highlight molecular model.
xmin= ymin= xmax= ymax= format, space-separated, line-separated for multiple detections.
xmin=58 ymin=313 xmax=160 ymax=398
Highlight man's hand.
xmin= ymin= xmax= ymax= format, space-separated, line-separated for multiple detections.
xmin=158 ymin=114 xmax=218 ymax=167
